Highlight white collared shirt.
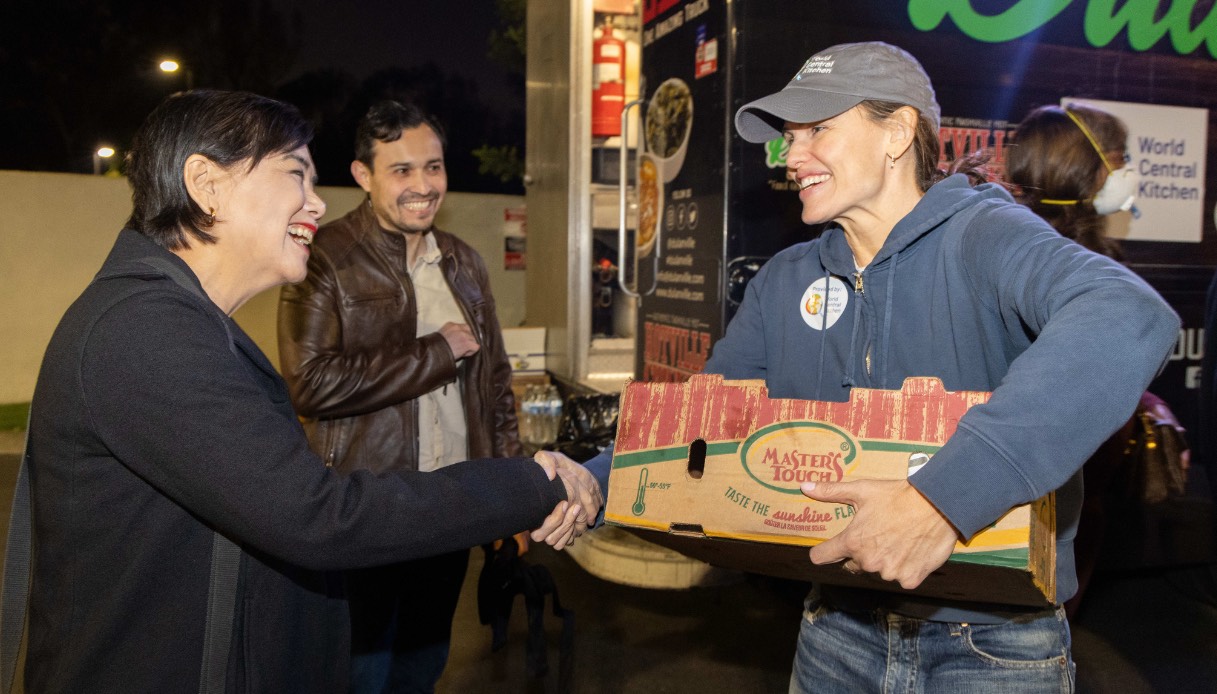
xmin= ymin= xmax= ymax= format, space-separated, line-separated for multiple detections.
xmin=409 ymin=232 xmax=468 ymax=472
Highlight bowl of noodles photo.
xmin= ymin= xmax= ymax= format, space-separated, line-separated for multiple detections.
xmin=645 ymin=78 xmax=693 ymax=183
xmin=636 ymin=152 xmax=662 ymax=258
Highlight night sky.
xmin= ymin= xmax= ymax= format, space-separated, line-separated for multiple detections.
xmin=0 ymin=0 xmax=525 ymax=191
xmin=286 ymin=0 xmax=517 ymax=106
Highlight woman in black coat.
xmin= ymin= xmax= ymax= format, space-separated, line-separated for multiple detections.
xmin=21 ymin=90 xmax=598 ymax=693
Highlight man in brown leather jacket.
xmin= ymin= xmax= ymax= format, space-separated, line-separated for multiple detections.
xmin=278 ymin=100 xmax=520 ymax=693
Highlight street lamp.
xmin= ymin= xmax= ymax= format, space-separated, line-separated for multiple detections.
xmin=158 ymin=58 xmax=194 ymax=90
xmin=93 ymin=146 xmax=115 ymax=176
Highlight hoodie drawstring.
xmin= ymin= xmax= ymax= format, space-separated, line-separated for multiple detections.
xmin=879 ymin=251 xmax=899 ymax=389
xmin=816 ymin=268 xmax=830 ymax=393
xmin=836 ymin=250 xmax=898 ymax=389
xmin=842 ymin=269 xmax=863 ymax=389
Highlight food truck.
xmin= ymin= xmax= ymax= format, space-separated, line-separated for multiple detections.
xmin=625 ymin=0 xmax=1216 ymax=430
xmin=524 ymin=0 xmax=1216 ymax=579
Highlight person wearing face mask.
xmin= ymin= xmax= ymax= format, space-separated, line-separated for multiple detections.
xmin=1006 ymin=103 xmax=1138 ymax=258
xmin=1005 ymin=103 xmax=1189 ymax=619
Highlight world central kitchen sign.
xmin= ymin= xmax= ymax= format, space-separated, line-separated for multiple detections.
xmin=904 ymin=0 xmax=1214 ymax=244
xmin=909 ymin=0 xmax=1217 ymax=58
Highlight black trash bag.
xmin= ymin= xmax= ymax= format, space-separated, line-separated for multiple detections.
xmin=552 ymin=393 xmax=619 ymax=462
xmin=476 ymin=537 xmax=575 ymax=693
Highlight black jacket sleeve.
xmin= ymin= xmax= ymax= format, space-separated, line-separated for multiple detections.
xmin=81 ymin=289 xmax=565 ymax=571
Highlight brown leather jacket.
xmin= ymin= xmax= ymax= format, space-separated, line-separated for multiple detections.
xmin=277 ymin=202 xmax=522 ymax=474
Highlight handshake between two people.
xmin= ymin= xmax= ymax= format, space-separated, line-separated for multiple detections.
xmin=521 ymin=454 xmax=962 ymax=588
xmin=529 ymin=450 xmax=604 ymax=550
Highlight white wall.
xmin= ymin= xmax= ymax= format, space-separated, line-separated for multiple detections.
xmin=0 ymin=170 xmax=526 ymax=404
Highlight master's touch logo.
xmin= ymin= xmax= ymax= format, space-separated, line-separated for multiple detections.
xmin=739 ymin=422 xmax=858 ymax=493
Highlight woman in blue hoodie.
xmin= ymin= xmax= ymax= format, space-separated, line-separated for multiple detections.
xmin=585 ymin=42 xmax=1178 ymax=692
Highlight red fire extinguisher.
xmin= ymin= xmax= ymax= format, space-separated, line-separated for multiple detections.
xmin=592 ymin=16 xmax=626 ymax=137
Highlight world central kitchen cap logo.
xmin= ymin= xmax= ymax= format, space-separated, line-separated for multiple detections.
xmin=794 ymin=54 xmax=835 ymax=79
xmin=739 ymin=422 xmax=858 ymax=494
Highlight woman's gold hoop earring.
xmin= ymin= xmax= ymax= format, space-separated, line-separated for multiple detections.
xmin=207 ymin=207 xmax=217 ymax=225
xmin=888 ymin=154 xmax=896 ymax=170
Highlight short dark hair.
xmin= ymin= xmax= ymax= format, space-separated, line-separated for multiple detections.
xmin=125 ymin=90 xmax=314 ymax=250
xmin=354 ymin=100 xmax=447 ymax=169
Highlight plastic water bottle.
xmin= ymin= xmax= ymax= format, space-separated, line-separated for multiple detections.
xmin=541 ymin=385 xmax=563 ymax=443
xmin=519 ymin=385 xmax=539 ymax=445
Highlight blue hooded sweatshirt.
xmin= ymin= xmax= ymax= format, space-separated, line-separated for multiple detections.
xmin=589 ymin=174 xmax=1180 ymax=622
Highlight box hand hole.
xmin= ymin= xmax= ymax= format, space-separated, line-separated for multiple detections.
xmin=669 ymin=523 xmax=706 ymax=537
xmin=687 ymin=438 xmax=707 ymax=479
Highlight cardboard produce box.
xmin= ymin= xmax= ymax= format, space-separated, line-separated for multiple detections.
xmin=606 ymin=374 xmax=1055 ymax=607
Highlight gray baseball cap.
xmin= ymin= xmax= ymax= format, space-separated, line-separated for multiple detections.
xmin=734 ymin=42 xmax=941 ymax=143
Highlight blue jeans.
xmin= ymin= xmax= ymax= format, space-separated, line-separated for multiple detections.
xmin=789 ymin=589 xmax=1075 ymax=693
xmin=348 ymin=549 xmax=470 ymax=694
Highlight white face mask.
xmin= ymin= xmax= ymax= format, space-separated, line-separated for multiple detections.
xmin=1050 ymin=107 xmax=1139 ymax=216
xmin=1092 ymin=164 xmax=1139 ymax=215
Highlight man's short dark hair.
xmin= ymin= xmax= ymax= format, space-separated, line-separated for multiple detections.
xmin=354 ymin=100 xmax=447 ymax=169
xmin=125 ymin=89 xmax=313 ymax=250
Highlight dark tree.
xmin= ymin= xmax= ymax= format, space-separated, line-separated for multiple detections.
xmin=476 ymin=0 xmax=527 ymax=192
xmin=1 ymin=0 xmax=525 ymax=194
xmin=0 ymin=0 xmax=300 ymax=174
xmin=275 ymin=69 xmax=361 ymax=187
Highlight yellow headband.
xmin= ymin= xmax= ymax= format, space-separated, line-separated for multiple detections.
xmin=1038 ymin=106 xmax=1115 ymax=206
xmin=1062 ymin=107 xmax=1116 ymax=174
